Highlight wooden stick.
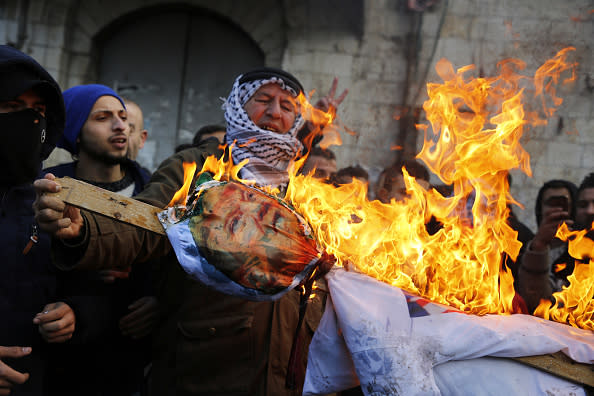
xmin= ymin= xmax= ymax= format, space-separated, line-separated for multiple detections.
xmin=511 ymin=352 xmax=594 ymax=387
xmin=50 ymin=177 xmax=166 ymax=235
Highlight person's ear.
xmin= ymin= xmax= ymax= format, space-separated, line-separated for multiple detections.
xmin=139 ymin=130 xmax=148 ymax=148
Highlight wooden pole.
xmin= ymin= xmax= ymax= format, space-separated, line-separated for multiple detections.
xmin=50 ymin=177 xmax=165 ymax=235
xmin=511 ymin=352 xmax=594 ymax=387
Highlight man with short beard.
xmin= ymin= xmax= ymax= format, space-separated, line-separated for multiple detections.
xmin=48 ymin=84 xmax=149 ymax=195
xmin=42 ymin=84 xmax=158 ymax=395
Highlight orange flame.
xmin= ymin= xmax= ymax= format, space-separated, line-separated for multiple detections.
xmin=534 ymin=223 xmax=594 ymax=330
xmin=296 ymin=91 xmax=342 ymax=150
xmin=199 ymin=145 xmax=249 ymax=184
xmin=167 ymin=162 xmax=197 ymax=207
xmin=286 ymin=48 xmax=579 ymax=318
xmin=533 ymin=47 xmax=577 ymax=118
xmin=167 ymin=48 xmax=588 ymax=328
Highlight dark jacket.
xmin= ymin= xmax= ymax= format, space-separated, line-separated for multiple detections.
xmin=0 ymin=45 xmax=65 ymax=396
xmin=53 ymin=139 xmax=325 ymax=395
xmin=42 ymin=159 xmax=153 ymax=395
xmin=0 ymin=186 xmax=55 ymax=395
xmin=44 ymin=159 xmax=150 ymax=196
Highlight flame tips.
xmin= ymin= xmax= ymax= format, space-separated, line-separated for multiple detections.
xmin=167 ymin=162 xmax=198 ymax=207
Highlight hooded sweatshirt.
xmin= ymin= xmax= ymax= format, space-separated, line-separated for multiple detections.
xmin=0 ymin=45 xmax=65 ymax=396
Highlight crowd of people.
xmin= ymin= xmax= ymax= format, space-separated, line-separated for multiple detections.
xmin=1 ymin=43 xmax=593 ymax=395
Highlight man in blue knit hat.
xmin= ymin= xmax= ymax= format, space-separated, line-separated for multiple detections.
xmin=42 ymin=84 xmax=159 ymax=395
xmin=49 ymin=84 xmax=150 ymax=195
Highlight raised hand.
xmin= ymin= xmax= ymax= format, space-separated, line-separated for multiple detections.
xmin=531 ymin=206 xmax=573 ymax=251
xmin=315 ymin=77 xmax=349 ymax=113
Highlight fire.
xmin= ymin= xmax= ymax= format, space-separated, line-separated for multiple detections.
xmin=166 ymin=146 xmax=257 ymax=209
xmin=534 ymin=223 xmax=594 ymax=330
xmin=167 ymin=162 xmax=197 ymax=206
xmin=286 ymin=47 xmax=581 ymax=318
xmin=296 ymin=91 xmax=342 ymax=150
xmin=533 ymin=47 xmax=577 ymax=118
xmin=168 ymin=48 xmax=590 ymax=328
xmin=199 ymin=146 xmax=249 ymax=184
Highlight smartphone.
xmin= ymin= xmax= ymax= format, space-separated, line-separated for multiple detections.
xmin=544 ymin=195 xmax=569 ymax=212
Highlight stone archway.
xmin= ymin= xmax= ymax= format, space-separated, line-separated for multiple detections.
xmin=95 ymin=6 xmax=266 ymax=169
xmin=60 ymin=0 xmax=287 ymax=85
xmin=56 ymin=0 xmax=288 ymax=170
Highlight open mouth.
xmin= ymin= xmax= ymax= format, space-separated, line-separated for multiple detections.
xmin=110 ymin=136 xmax=127 ymax=148
xmin=260 ymin=125 xmax=279 ymax=133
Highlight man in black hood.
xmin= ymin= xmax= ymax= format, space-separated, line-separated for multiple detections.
xmin=0 ymin=45 xmax=75 ymax=395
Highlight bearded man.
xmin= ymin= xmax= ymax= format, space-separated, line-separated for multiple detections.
xmin=41 ymin=84 xmax=158 ymax=395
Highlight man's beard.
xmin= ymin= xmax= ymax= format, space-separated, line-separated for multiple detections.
xmin=79 ymin=134 xmax=128 ymax=166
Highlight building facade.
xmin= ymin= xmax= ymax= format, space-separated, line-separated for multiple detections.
xmin=1 ymin=0 xmax=592 ymax=230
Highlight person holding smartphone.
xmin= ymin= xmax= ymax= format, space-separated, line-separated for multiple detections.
xmin=517 ymin=179 xmax=577 ymax=312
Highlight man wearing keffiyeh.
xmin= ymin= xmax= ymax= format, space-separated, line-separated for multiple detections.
xmin=223 ymin=68 xmax=306 ymax=189
xmin=34 ymin=67 xmax=346 ymax=395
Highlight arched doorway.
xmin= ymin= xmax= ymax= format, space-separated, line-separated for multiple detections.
xmin=95 ymin=6 xmax=265 ymax=170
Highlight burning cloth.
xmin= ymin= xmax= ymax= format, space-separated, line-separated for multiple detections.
xmin=158 ymin=174 xmax=326 ymax=301
xmin=304 ymin=268 xmax=594 ymax=395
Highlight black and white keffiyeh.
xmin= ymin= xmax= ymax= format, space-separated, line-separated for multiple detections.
xmin=223 ymin=75 xmax=305 ymax=189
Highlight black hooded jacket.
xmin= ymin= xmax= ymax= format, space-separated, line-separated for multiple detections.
xmin=0 ymin=45 xmax=65 ymax=161
xmin=0 ymin=45 xmax=65 ymax=395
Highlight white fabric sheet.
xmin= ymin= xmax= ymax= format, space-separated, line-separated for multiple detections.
xmin=304 ymin=268 xmax=593 ymax=395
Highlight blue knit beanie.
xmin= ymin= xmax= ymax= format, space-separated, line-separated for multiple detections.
xmin=57 ymin=84 xmax=125 ymax=154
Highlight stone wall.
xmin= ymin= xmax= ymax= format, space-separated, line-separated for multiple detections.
xmin=1 ymin=0 xmax=592 ymax=230
xmin=421 ymin=0 xmax=593 ymax=230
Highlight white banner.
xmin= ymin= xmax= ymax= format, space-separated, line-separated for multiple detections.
xmin=304 ymin=268 xmax=593 ymax=395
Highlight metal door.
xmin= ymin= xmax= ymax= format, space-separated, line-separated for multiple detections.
xmin=97 ymin=7 xmax=264 ymax=170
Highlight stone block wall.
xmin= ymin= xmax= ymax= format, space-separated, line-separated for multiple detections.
xmin=1 ymin=0 xmax=592 ymax=230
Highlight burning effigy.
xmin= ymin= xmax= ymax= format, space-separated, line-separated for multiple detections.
xmin=295 ymin=47 xmax=593 ymax=395
xmin=158 ymin=170 xmax=333 ymax=301
xmin=155 ymin=47 xmax=593 ymax=394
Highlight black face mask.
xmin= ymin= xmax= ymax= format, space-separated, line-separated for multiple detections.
xmin=0 ymin=108 xmax=46 ymax=186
